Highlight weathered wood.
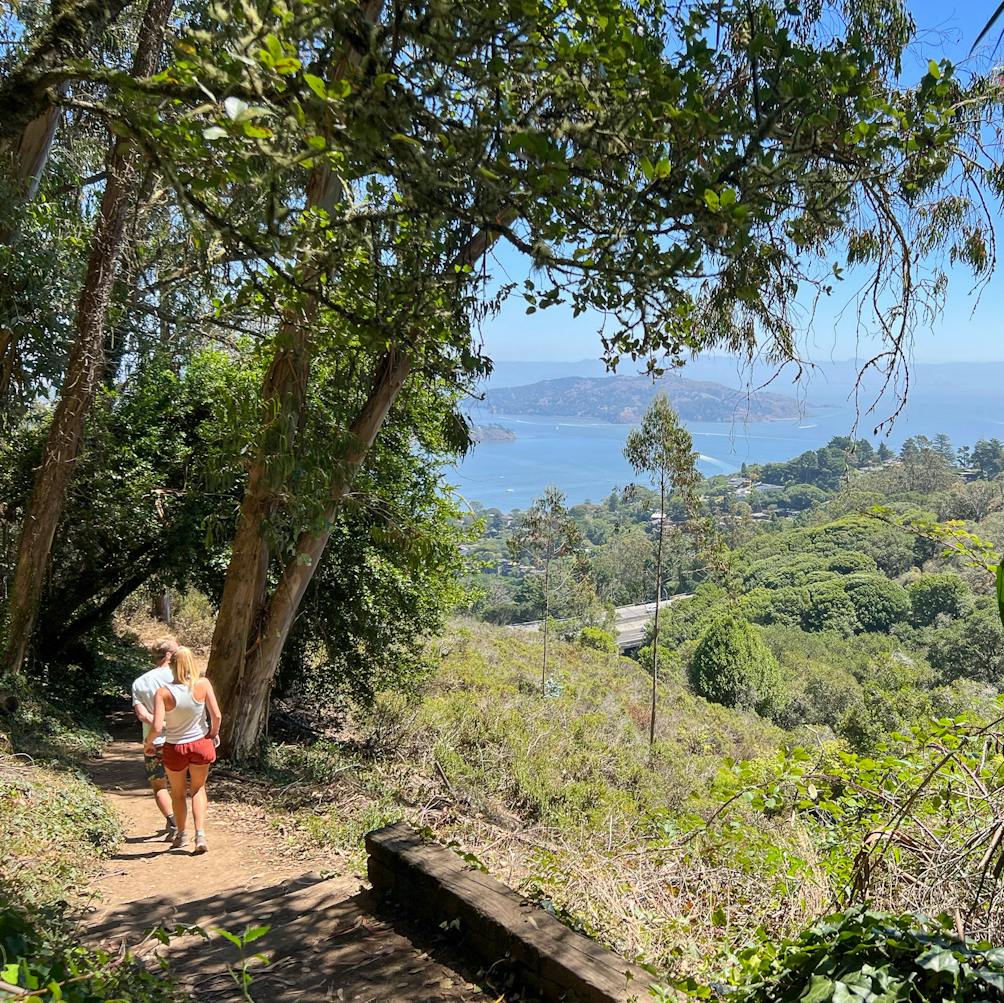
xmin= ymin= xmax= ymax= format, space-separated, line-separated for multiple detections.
xmin=366 ymin=821 xmax=656 ymax=1003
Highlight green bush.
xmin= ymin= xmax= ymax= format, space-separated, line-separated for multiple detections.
xmin=800 ymin=583 xmax=859 ymax=636
xmin=844 ymin=574 xmax=911 ymax=633
xmin=578 ymin=626 xmax=618 ymax=654
xmin=824 ymin=551 xmax=878 ymax=574
xmin=689 ymin=613 xmax=785 ymax=718
xmin=716 ymin=906 xmax=1004 ymax=1003
xmin=928 ymin=605 xmax=1004 ymax=686
xmin=908 ymin=573 xmax=971 ymax=626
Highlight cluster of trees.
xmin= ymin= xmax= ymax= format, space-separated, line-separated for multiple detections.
xmin=2 ymin=0 xmax=1001 ymax=757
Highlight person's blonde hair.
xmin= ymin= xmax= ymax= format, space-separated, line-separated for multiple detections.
xmin=153 ymin=637 xmax=178 ymax=660
xmin=172 ymin=647 xmax=202 ymax=690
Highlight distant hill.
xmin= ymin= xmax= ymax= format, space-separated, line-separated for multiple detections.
xmin=471 ymin=423 xmax=516 ymax=443
xmin=481 ymin=373 xmax=804 ymax=423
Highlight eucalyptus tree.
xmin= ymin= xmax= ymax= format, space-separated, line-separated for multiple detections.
xmin=1 ymin=0 xmax=175 ymax=679
xmin=624 ymin=394 xmax=700 ymax=745
xmin=1 ymin=0 xmax=1001 ymax=752
xmin=508 ymin=487 xmax=582 ymax=694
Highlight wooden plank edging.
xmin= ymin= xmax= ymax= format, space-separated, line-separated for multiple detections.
xmin=365 ymin=821 xmax=657 ymax=1003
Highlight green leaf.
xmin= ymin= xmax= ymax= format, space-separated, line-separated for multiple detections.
xmin=243 ymin=925 xmax=271 ymax=943
xmin=995 ymin=561 xmax=1004 ymax=628
xmin=1 ymin=963 xmax=19 ymax=985
xmin=241 ymin=123 xmax=273 ymax=139
xmin=639 ymin=156 xmax=655 ymax=181
xmin=800 ymin=975 xmax=834 ymax=1003
xmin=202 ymin=126 xmax=228 ymax=140
xmin=303 ymin=74 xmax=327 ymax=99
xmin=916 ymin=948 xmax=960 ymax=974
xmin=703 ymin=188 xmax=720 ymax=211
xmin=977 ymin=969 xmax=1004 ymax=992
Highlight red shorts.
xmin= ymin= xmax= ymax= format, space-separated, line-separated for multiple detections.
xmin=162 ymin=737 xmax=217 ymax=772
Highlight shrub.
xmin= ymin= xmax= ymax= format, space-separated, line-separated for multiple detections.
xmin=717 ymin=906 xmax=1004 ymax=1003
xmin=824 ymin=551 xmax=877 ymax=574
xmin=0 ymin=906 xmax=180 ymax=1002
xmin=928 ymin=606 xmax=1004 ymax=686
xmin=775 ymin=661 xmax=861 ymax=731
xmin=764 ymin=586 xmax=808 ymax=626
xmin=800 ymin=583 xmax=859 ymax=636
xmin=844 ymin=574 xmax=911 ymax=633
xmin=689 ymin=613 xmax=785 ymax=718
xmin=578 ymin=626 xmax=618 ymax=654
xmin=908 ymin=573 xmax=971 ymax=626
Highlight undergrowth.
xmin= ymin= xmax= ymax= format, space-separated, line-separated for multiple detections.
xmin=258 ymin=619 xmax=812 ymax=977
xmin=0 ymin=704 xmax=180 ymax=1001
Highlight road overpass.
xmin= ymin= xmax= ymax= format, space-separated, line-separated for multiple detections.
xmin=510 ymin=595 xmax=691 ymax=653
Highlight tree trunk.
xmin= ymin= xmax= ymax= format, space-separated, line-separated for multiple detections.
xmin=650 ymin=473 xmax=665 ymax=746
xmin=207 ymin=0 xmax=383 ymax=726
xmin=542 ymin=559 xmax=550 ymax=696
xmin=217 ymin=349 xmax=413 ymax=757
xmin=152 ymin=589 xmax=171 ymax=623
xmin=0 ymin=0 xmax=135 ymax=149
xmin=45 ymin=570 xmax=148 ymax=656
xmin=0 ymin=0 xmax=174 ymax=678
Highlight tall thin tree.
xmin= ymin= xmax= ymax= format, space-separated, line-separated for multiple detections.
xmin=508 ymin=486 xmax=581 ymax=695
xmin=624 ymin=394 xmax=700 ymax=745
xmin=0 ymin=0 xmax=174 ymax=677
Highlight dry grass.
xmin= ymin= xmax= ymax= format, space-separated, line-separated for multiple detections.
xmin=253 ymin=620 xmax=827 ymax=978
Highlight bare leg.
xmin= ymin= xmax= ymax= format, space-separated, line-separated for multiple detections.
xmin=166 ymin=768 xmax=188 ymax=834
xmin=151 ymin=778 xmax=172 ymax=819
xmin=188 ymin=764 xmax=210 ymax=832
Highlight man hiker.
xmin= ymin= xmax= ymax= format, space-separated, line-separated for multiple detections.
xmin=132 ymin=638 xmax=179 ymax=839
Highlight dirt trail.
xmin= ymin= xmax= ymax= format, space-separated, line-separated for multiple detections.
xmin=84 ymin=734 xmax=497 ymax=1002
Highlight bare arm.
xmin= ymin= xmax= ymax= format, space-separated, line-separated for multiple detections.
xmin=133 ymin=701 xmax=154 ymax=726
xmin=202 ymin=680 xmax=222 ymax=740
xmin=143 ymin=689 xmax=167 ymax=755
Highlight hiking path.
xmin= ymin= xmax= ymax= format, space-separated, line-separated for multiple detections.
xmin=83 ymin=731 xmax=498 ymax=1002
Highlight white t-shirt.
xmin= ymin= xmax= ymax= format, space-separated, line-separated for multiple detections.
xmin=131 ymin=665 xmax=174 ymax=746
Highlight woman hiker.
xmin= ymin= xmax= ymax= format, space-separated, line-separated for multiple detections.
xmin=144 ymin=646 xmax=222 ymax=854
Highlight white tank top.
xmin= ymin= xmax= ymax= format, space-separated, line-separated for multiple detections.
xmin=163 ymin=682 xmax=209 ymax=744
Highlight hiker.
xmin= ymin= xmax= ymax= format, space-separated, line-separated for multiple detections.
xmin=144 ymin=646 xmax=222 ymax=855
xmin=131 ymin=638 xmax=179 ymax=839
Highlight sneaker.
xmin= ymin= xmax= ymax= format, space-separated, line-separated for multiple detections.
xmin=172 ymin=830 xmax=188 ymax=850
xmin=193 ymin=834 xmax=208 ymax=855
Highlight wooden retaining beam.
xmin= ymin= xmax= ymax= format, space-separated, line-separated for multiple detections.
xmin=366 ymin=821 xmax=657 ymax=1003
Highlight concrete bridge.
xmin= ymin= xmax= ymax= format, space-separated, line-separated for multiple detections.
xmin=510 ymin=595 xmax=691 ymax=653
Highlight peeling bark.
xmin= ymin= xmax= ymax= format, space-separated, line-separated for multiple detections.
xmin=208 ymin=0 xmax=384 ymax=738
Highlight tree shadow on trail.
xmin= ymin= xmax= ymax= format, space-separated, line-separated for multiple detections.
xmin=88 ymin=874 xmax=501 ymax=1002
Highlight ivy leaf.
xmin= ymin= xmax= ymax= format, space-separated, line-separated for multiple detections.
xmin=916 ymin=948 xmax=960 ymax=975
xmin=800 ymin=975 xmax=834 ymax=1003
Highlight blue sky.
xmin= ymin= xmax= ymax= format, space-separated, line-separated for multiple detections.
xmin=480 ymin=1 xmax=1004 ymax=365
